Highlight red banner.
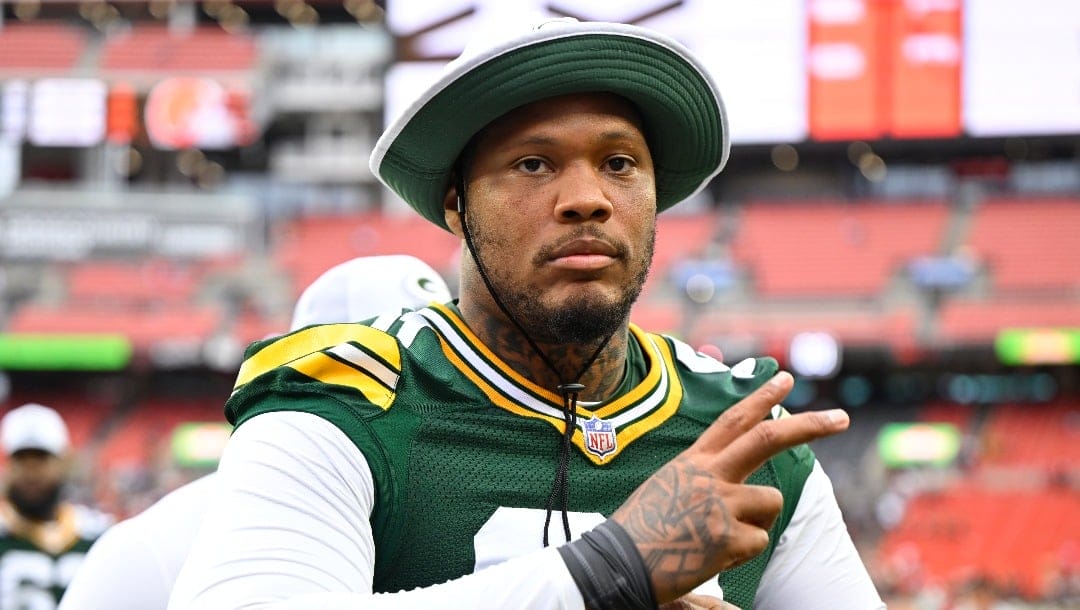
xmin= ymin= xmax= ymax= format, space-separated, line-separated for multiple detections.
xmin=809 ymin=0 xmax=962 ymax=141
xmin=888 ymin=0 xmax=962 ymax=138
xmin=809 ymin=0 xmax=885 ymax=140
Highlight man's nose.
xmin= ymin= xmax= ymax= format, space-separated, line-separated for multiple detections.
xmin=552 ymin=163 xmax=614 ymax=223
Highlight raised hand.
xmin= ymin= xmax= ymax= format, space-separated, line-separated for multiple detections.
xmin=611 ymin=372 xmax=850 ymax=604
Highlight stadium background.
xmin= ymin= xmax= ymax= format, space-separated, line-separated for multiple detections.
xmin=0 ymin=0 xmax=1077 ymax=607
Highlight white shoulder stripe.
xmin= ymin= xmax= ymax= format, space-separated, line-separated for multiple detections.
xmin=671 ymin=338 xmax=730 ymax=374
xmin=329 ymin=343 xmax=400 ymax=389
xmin=370 ymin=312 xmax=400 ymax=332
xmin=730 ymin=357 xmax=757 ymax=379
xmin=369 ymin=309 xmax=433 ymax=348
xmin=396 ymin=310 xmax=434 ymax=348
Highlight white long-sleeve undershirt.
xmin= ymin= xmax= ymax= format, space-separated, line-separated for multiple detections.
xmin=167 ymin=410 xmax=883 ymax=610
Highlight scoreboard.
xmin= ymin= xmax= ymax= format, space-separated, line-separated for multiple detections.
xmin=385 ymin=0 xmax=1080 ymax=144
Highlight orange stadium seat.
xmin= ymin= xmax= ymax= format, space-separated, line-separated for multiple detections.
xmin=7 ymin=304 xmax=221 ymax=349
xmin=642 ymin=212 xmax=721 ymax=297
xmin=97 ymin=397 xmax=226 ymax=470
xmin=918 ymin=402 xmax=975 ymax=432
xmin=100 ymin=26 xmax=257 ymax=72
xmin=732 ymin=200 xmax=949 ymax=297
xmin=880 ymin=485 xmax=1079 ymax=597
xmin=937 ymin=297 xmax=1080 ymax=344
xmin=979 ymin=403 xmax=1079 ymax=472
xmin=628 ymin=300 xmax=684 ymax=337
xmin=0 ymin=24 xmax=87 ymax=70
xmin=230 ymin=310 xmax=290 ymax=347
xmin=65 ymin=260 xmax=200 ymax=305
xmin=880 ymin=398 xmax=1080 ymax=597
xmin=273 ymin=213 xmax=460 ymax=296
xmin=690 ymin=306 xmax=918 ymax=359
xmin=966 ymin=198 xmax=1080 ymax=292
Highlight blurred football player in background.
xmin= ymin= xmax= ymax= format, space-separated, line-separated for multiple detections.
xmin=57 ymin=254 xmax=451 ymax=610
xmin=0 ymin=403 xmax=111 ymax=609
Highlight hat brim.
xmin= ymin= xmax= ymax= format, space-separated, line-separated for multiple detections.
xmin=371 ymin=23 xmax=728 ymax=231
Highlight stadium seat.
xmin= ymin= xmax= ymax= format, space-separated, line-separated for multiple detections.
xmin=628 ymin=300 xmax=684 ymax=337
xmin=0 ymin=24 xmax=87 ymax=70
xmin=880 ymin=484 xmax=1079 ymax=597
xmin=7 ymin=303 xmax=222 ymax=350
xmin=100 ymin=26 xmax=257 ymax=72
xmin=918 ymin=402 xmax=975 ymax=432
xmin=230 ymin=310 xmax=290 ymax=347
xmin=97 ymin=397 xmax=225 ymax=470
xmin=965 ymin=198 xmax=1080 ymax=292
xmin=65 ymin=260 xmax=200 ymax=306
xmin=732 ymin=200 xmax=949 ymax=297
xmin=980 ymin=403 xmax=1079 ymax=472
xmin=642 ymin=212 xmax=721 ymax=297
xmin=937 ymin=297 xmax=1080 ymax=344
xmin=689 ymin=306 xmax=918 ymax=359
xmin=273 ymin=213 xmax=460 ymax=296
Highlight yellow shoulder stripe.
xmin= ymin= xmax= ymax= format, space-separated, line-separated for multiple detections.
xmin=234 ymin=323 xmax=401 ymax=390
xmin=287 ymin=352 xmax=396 ymax=410
xmin=0 ymin=501 xmax=80 ymax=554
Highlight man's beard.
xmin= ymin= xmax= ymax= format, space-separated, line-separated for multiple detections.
xmin=469 ymin=223 xmax=654 ymax=345
xmin=8 ymin=485 xmax=62 ymax=522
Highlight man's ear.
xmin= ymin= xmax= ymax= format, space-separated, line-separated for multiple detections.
xmin=443 ymin=183 xmax=464 ymax=237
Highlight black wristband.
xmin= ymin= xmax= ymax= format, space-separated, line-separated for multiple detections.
xmin=557 ymin=520 xmax=658 ymax=610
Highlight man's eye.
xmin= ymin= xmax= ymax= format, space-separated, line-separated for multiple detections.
xmin=607 ymin=157 xmax=631 ymax=172
xmin=518 ymin=159 xmax=545 ymax=172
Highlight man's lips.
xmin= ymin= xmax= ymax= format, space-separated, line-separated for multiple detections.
xmin=546 ymin=239 xmax=620 ymax=271
xmin=548 ymin=238 xmax=619 ymax=259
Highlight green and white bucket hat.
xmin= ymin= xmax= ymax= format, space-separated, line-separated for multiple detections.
xmin=369 ymin=17 xmax=729 ymax=232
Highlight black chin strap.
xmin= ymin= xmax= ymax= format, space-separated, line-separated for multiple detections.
xmin=455 ymin=170 xmax=614 ymax=547
xmin=544 ymin=381 xmax=584 ymax=545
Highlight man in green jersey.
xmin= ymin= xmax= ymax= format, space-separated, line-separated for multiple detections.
xmin=0 ymin=403 xmax=111 ymax=608
xmin=171 ymin=17 xmax=884 ymax=610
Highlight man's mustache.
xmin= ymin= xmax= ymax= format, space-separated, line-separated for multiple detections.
xmin=532 ymin=227 xmax=629 ymax=266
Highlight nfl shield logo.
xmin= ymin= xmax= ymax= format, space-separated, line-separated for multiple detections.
xmin=581 ymin=415 xmax=617 ymax=460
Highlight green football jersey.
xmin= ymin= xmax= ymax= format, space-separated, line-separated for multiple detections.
xmin=228 ymin=303 xmax=815 ymax=608
xmin=0 ymin=500 xmax=110 ymax=609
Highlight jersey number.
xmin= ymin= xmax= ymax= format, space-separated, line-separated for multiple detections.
xmin=0 ymin=550 xmax=83 ymax=610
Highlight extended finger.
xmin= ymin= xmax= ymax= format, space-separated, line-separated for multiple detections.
xmin=691 ymin=372 xmax=795 ymax=454
xmin=716 ymin=409 xmax=849 ymax=483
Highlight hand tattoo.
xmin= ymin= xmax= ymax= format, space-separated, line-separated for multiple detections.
xmin=615 ymin=456 xmax=732 ymax=579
